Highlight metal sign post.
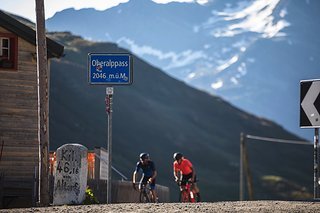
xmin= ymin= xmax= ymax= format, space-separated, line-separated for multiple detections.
xmin=300 ymin=79 xmax=320 ymax=199
xmin=239 ymin=133 xmax=244 ymax=201
xmin=315 ymin=128 xmax=320 ymax=199
xmin=106 ymin=87 xmax=113 ymax=204
xmin=88 ymin=53 xmax=132 ymax=204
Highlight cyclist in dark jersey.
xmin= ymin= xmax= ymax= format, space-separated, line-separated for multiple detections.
xmin=132 ymin=153 xmax=158 ymax=202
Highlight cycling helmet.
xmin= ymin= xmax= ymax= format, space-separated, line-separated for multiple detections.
xmin=139 ymin=153 xmax=149 ymax=161
xmin=173 ymin=152 xmax=183 ymax=161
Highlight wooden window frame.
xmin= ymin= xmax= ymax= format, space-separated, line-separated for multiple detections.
xmin=0 ymin=33 xmax=18 ymax=70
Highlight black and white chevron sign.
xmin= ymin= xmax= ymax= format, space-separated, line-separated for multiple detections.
xmin=300 ymin=79 xmax=320 ymax=128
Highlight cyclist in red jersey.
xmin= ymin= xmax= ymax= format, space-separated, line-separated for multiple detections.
xmin=173 ymin=152 xmax=201 ymax=202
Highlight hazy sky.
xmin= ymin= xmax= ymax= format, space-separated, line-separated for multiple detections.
xmin=1 ymin=0 xmax=208 ymax=22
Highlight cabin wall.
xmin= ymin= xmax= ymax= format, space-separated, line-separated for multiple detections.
xmin=0 ymin=26 xmax=40 ymax=207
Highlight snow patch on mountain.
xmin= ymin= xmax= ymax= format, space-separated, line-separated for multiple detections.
xmin=207 ymin=0 xmax=290 ymax=38
xmin=117 ymin=36 xmax=209 ymax=70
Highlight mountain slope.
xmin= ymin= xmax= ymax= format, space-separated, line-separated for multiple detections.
xmin=48 ymin=32 xmax=312 ymax=201
xmin=46 ymin=0 xmax=320 ymax=140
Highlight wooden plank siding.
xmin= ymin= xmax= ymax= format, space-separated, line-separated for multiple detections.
xmin=0 ymin=12 xmax=64 ymax=207
xmin=0 ymin=27 xmax=39 ymax=203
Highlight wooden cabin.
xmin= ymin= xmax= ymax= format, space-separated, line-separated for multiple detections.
xmin=0 ymin=10 xmax=64 ymax=208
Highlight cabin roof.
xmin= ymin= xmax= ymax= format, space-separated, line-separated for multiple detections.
xmin=0 ymin=10 xmax=64 ymax=58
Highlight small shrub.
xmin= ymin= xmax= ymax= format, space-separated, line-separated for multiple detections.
xmin=83 ymin=187 xmax=99 ymax=205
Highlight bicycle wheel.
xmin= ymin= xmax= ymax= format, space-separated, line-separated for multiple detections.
xmin=179 ymin=190 xmax=190 ymax=202
xmin=139 ymin=189 xmax=151 ymax=203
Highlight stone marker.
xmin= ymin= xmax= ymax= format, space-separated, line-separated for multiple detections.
xmin=53 ymin=143 xmax=88 ymax=205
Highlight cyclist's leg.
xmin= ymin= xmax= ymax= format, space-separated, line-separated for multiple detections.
xmin=192 ymin=183 xmax=199 ymax=193
xmin=149 ymin=178 xmax=158 ymax=202
xmin=192 ymin=182 xmax=199 ymax=194
xmin=180 ymin=174 xmax=189 ymax=191
xmin=192 ymin=175 xmax=201 ymax=202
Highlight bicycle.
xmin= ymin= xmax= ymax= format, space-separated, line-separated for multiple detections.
xmin=134 ymin=181 xmax=154 ymax=203
xmin=177 ymin=180 xmax=197 ymax=203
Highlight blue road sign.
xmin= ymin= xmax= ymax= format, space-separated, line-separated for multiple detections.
xmin=88 ymin=53 xmax=133 ymax=85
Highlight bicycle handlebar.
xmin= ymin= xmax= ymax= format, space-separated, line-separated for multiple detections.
xmin=175 ymin=179 xmax=194 ymax=188
xmin=133 ymin=181 xmax=152 ymax=191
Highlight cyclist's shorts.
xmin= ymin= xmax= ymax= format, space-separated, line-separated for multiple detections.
xmin=181 ymin=172 xmax=197 ymax=186
xmin=140 ymin=176 xmax=156 ymax=190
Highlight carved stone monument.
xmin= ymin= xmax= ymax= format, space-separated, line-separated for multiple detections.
xmin=53 ymin=144 xmax=88 ymax=205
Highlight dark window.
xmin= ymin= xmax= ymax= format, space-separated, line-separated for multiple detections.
xmin=0 ymin=33 xmax=18 ymax=70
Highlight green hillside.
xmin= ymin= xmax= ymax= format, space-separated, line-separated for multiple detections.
xmin=48 ymin=32 xmax=313 ymax=201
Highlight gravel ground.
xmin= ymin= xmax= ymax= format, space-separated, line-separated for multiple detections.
xmin=1 ymin=201 xmax=320 ymax=213
xmin=0 ymin=201 xmax=320 ymax=213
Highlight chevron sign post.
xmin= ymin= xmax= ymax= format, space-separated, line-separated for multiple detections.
xmin=300 ymin=79 xmax=320 ymax=199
